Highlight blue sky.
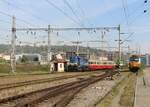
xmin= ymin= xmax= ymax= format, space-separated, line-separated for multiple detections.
xmin=0 ymin=0 xmax=150 ymax=53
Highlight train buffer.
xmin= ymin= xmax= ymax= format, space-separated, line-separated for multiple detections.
xmin=134 ymin=68 xmax=150 ymax=107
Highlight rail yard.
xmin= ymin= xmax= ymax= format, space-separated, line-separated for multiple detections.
xmin=0 ymin=0 xmax=150 ymax=107
xmin=0 ymin=69 xmax=130 ymax=107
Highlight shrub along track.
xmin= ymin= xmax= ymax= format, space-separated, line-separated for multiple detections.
xmin=0 ymin=70 xmax=118 ymax=107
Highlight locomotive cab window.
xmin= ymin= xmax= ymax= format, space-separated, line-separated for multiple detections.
xmin=129 ymin=57 xmax=140 ymax=62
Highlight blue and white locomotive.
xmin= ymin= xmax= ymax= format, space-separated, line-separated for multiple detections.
xmin=67 ymin=55 xmax=89 ymax=71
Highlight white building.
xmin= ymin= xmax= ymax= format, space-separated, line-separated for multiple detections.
xmin=3 ymin=55 xmax=10 ymax=61
xmin=53 ymin=59 xmax=67 ymax=72
xmin=0 ymin=53 xmax=10 ymax=61
xmin=145 ymin=54 xmax=150 ymax=66
xmin=51 ymin=54 xmax=67 ymax=72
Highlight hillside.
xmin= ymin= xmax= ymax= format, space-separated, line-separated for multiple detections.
xmin=0 ymin=44 xmax=102 ymax=55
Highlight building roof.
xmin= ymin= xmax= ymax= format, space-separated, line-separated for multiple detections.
xmin=53 ymin=59 xmax=67 ymax=63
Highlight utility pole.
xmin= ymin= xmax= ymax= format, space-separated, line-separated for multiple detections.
xmin=118 ymin=25 xmax=121 ymax=65
xmin=127 ymin=45 xmax=130 ymax=61
xmin=11 ymin=16 xmax=16 ymax=73
xmin=86 ymin=42 xmax=90 ymax=59
xmin=47 ymin=25 xmax=52 ymax=73
xmin=101 ymin=31 xmax=105 ymax=61
xmin=71 ymin=41 xmax=82 ymax=56
xmin=76 ymin=32 xmax=80 ymax=56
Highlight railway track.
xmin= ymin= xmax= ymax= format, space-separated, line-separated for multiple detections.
xmin=0 ymin=70 xmax=117 ymax=107
xmin=0 ymin=72 xmax=102 ymax=91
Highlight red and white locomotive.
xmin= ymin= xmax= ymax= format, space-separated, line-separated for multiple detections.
xmin=88 ymin=60 xmax=116 ymax=71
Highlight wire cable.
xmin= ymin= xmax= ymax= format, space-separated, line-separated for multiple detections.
xmin=45 ymin=0 xmax=82 ymax=27
xmin=2 ymin=0 xmax=47 ymax=23
xmin=121 ymin=0 xmax=150 ymax=25
xmin=75 ymin=0 xmax=94 ymax=41
xmin=129 ymin=1 xmax=150 ymax=25
xmin=63 ymin=0 xmax=82 ymax=26
xmin=129 ymin=1 xmax=148 ymax=18
xmin=75 ymin=0 xmax=93 ymax=27
xmin=122 ymin=0 xmax=129 ymax=27
xmin=0 ymin=10 xmax=36 ymax=27
xmin=0 ymin=19 xmax=11 ymax=24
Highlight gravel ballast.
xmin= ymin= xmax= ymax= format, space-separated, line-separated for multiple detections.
xmin=66 ymin=73 xmax=129 ymax=107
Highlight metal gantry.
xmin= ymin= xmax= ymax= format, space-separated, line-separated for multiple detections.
xmin=10 ymin=16 xmax=120 ymax=73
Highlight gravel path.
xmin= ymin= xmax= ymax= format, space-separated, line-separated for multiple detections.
xmin=67 ymin=73 xmax=128 ymax=107
xmin=110 ymin=81 xmax=126 ymax=107
xmin=67 ymin=80 xmax=115 ymax=107
xmin=134 ymin=68 xmax=150 ymax=107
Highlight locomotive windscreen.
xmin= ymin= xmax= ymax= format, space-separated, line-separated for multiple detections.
xmin=129 ymin=56 xmax=140 ymax=62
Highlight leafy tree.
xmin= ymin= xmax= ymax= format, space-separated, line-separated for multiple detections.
xmin=21 ymin=55 xmax=28 ymax=63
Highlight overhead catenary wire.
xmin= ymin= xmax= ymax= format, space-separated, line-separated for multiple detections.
xmin=75 ymin=0 xmax=95 ymax=41
xmin=0 ymin=10 xmax=36 ymax=27
xmin=1 ymin=0 xmax=47 ymax=24
xmin=75 ymin=0 xmax=93 ymax=27
xmin=75 ymin=0 xmax=85 ymax=19
xmin=45 ymin=0 xmax=82 ymax=27
xmin=121 ymin=0 xmax=138 ymax=46
xmin=120 ymin=0 xmax=150 ymax=26
xmin=63 ymin=0 xmax=84 ymax=27
xmin=119 ymin=0 xmax=148 ymax=26
xmin=128 ymin=0 xmax=149 ymax=18
xmin=0 ymin=10 xmax=12 ymax=17
xmin=0 ymin=19 xmax=11 ymax=24
xmin=121 ymin=32 xmax=134 ymax=44
xmin=121 ymin=0 xmax=130 ymax=28
xmin=128 ymin=0 xmax=149 ymax=25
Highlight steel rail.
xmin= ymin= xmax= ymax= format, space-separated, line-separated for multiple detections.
xmin=0 ymin=72 xmax=99 ymax=91
xmin=16 ymin=73 xmax=109 ymax=107
xmin=0 ymin=71 xmax=117 ymax=107
xmin=0 ymin=69 xmax=127 ymax=91
xmin=18 ymin=71 xmax=117 ymax=107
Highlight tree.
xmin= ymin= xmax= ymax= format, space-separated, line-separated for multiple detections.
xmin=21 ymin=55 xmax=28 ymax=63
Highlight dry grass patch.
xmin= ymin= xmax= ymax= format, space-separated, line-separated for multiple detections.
xmin=96 ymin=73 xmax=130 ymax=107
xmin=119 ymin=74 xmax=136 ymax=107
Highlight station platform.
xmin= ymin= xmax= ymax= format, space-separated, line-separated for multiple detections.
xmin=134 ymin=68 xmax=150 ymax=107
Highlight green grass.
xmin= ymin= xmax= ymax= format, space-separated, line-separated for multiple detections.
xmin=96 ymin=88 xmax=119 ymax=107
xmin=0 ymin=64 xmax=11 ymax=73
xmin=96 ymin=73 xmax=130 ymax=107
xmin=119 ymin=74 xmax=136 ymax=107
xmin=0 ymin=64 xmax=49 ymax=74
